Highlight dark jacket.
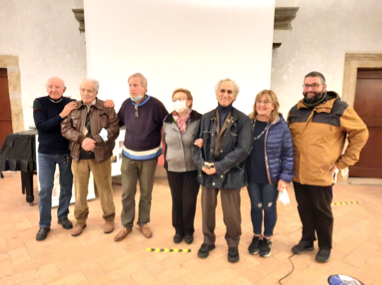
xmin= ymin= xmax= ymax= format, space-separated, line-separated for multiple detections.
xmin=246 ymin=115 xmax=294 ymax=185
xmin=192 ymin=107 xmax=253 ymax=189
xmin=61 ymin=98 xmax=120 ymax=163
xmin=163 ymin=110 xmax=202 ymax=172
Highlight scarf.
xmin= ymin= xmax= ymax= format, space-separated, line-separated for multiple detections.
xmin=173 ymin=109 xmax=192 ymax=133
xmin=303 ymin=91 xmax=328 ymax=109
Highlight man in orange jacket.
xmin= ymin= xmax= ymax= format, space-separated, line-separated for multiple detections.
xmin=288 ymin=71 xmax=368 ymax=263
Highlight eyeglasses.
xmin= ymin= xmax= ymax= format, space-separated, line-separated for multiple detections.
xmin=219 ymin=89 xmax=234 ymax=95
xmin=302 ymin=84 xmax=323 ymax=89
xmin=135 ymin=105 xmax=138 ymax=117
xmin=256 ymin=100 xmax=272 ymax=105
xmin=172 ymin=98 xmax=187 ymax=103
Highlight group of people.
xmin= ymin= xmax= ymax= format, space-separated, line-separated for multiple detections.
xmin=33 ymin=71 xmax=368 ymax=265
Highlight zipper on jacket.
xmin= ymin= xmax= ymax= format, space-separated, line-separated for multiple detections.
xmin=264 ymin=126 xmax=273 ymax=185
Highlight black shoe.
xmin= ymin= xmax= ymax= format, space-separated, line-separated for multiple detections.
xmin=259 ymin=239 xmax=272 ymax=257
xmin=173 ymin=234 xmax=183 ymax=244
xmin=36 ymin=227 xmax=50 ymax=241
xmin=58 ymin=218 xmax=73 ymax=229
xmin=185 ymin=235 xmax=194 ymax=244
xmin=248 ymin=235 xmax=261 ymax=254
xmin=292 ymin=240 xmax=314 ymax=254
xmin=197 ymin=243 xmax=215 ymax=258
xmin=228 ymin=247 xmax=239 ymax=263
xmin=316 ymin=249 xmax=331 ymax=263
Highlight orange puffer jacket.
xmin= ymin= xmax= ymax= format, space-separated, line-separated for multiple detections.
xmin=288 ymin=92 xmax=368 ymax=186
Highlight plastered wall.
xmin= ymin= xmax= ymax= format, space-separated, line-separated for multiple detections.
xmin=271 ymin=0 xmax=382 ymax=117
xmin=84 ymin=0 xmax=276 ymax=115
xmin=0 ymin=0 xmax=87 ymax=130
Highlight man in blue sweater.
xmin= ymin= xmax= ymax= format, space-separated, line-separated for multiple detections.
xmin=33 ymin=77 xmax=77 ymax=241
xmin=114 ymin=73 xmax=168 ymax=241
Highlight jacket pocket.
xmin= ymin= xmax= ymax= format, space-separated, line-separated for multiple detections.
xmin=71 ymin=115 xmax=81 ymax=128
xmin=99 ymin=113 xmax=108 ymax=128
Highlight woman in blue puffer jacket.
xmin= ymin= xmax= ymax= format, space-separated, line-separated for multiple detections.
xmin=246 ymin=90 xmax=294 ymax=258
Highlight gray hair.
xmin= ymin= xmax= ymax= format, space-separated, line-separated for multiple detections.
xmin=80 ymin=77 xmax=99 ymax=92
xmin=128 ymin=73 xmax=148 ymax=89
xmin=214 ymin=78 xmax=240 ymax=96
xmin=304 ymin=71 xmax=326 ymax=85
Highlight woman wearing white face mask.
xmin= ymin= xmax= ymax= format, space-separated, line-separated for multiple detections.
xmin=163 ymin=88 xmax=202 ymax=244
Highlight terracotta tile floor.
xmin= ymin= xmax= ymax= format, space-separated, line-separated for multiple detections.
xmin=0 ymin=171 xmax=381 ymax=284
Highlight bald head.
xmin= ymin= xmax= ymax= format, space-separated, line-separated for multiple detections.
xmin=46 ymin=77 xmax=66 ymax=99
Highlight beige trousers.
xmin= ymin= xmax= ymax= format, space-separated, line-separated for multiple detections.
xmin=72 ymin=158 xmax=115 ymax=224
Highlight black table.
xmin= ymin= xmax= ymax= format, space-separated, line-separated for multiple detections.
xmin=0 ymin=130 xmax=37 ymax=205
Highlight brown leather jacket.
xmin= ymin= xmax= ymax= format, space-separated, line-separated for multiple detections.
xmin=61 ymin=98 xmax=120 ymax=163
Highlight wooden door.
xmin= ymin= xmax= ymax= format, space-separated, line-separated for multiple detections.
xmin=350 ymin=69 xmax=382 ymax=178
xmin=0 ymin=68 xmax=13 ymax=148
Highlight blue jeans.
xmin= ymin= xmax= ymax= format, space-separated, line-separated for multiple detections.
xmin=247 ymin=182 xmax=279 ymax=237
xmin=38 ymin=153 xmax=73 ymax=228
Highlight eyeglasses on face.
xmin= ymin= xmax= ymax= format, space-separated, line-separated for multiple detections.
xmin=302 ymin=83 xmax=323 ymax=89
xmin=256 ymin=99 xmax=272 ymax=105
xmin=219 ymin=89 xmax=234 ymax=95
xmin=172 ymin=98 xmax=187 ymax=103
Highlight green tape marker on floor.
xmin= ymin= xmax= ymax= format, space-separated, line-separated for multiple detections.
xmin=146 ymin=248 xmax=191 ymax=253
xmin=331 ymin=201 xmax=359 ymax=206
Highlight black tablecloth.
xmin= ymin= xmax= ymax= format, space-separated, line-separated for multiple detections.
xmin=0 ymin=130 xmax=37 ymax=172
xmin=0 ymin=130 xmax=37 ymax=204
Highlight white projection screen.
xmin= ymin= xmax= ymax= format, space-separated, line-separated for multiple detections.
xmin=84 ymin=0 xmax=275 ymax=115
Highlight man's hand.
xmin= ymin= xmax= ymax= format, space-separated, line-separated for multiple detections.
xmin=202 ymin=166 xmax=217 ymax=175
xmin=194 ymin=138 xmax=203 ymax=148
xmin=277 ymin=179 xmax=288 ymax=191
xmin=330 ymin=164 xmax=339 ymax=175
xmin=202 ymin=162 xmax=216 ymax=175
xmin=104 ymin=99 xmax=115 ymax=108
xmin=81 ymin=138 xmax=96 ymax=151
xmin=60 ymin=102 xmax=77 ymax=118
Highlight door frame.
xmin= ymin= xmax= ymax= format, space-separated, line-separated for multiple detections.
xmin=342 ymin=53 xmax=382 ymax=106
xmin=342 ymin=53 xmax=382 ymax=179
xmin=0 ymin=55 xmax=24 ymax=133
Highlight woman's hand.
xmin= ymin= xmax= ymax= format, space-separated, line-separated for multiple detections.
xmin=194 ymin=138 xmax=203 ymax=148
xmin=277 ymin=179 xmax=288 ymax=191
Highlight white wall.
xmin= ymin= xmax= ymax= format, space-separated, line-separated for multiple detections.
xmin=271 ymin=0 xmax=382 ymax=117
xmin=0 ymin=0 xmax=87 ymax=129
xmin=84 ymin=0 xmax=275 ymax=115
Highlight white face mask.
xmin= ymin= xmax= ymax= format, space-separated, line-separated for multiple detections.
xmin=131 ymin=94 xmax=143 ymax=102
xmin=173 ymin=100 xmax=188 ymax=113
xmin=278 ymin=188 xmax=291 ymax=211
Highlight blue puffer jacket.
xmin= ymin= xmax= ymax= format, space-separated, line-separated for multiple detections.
xmin=246 ymin=114 xmax=294 ymax=185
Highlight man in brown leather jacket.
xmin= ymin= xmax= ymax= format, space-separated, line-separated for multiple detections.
xmin=61 ymin=78 xmax=119 ymax=236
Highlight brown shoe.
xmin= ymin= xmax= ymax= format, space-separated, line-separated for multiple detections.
xmin=114 ymin=228 xmax=132 ymax=242
xmin=72 ymin=223 xmax=86 ymax=237
xmin=139 ymin=225 xmax=153 ymax=238
xmin=104 ymin=221 xmax=114 ymax=234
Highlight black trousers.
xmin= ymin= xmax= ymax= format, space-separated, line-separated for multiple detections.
xmin=293 ymin=182 xmax=333 ymax=250
xmin=167 ymin=170 xmax=200 ymax=235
